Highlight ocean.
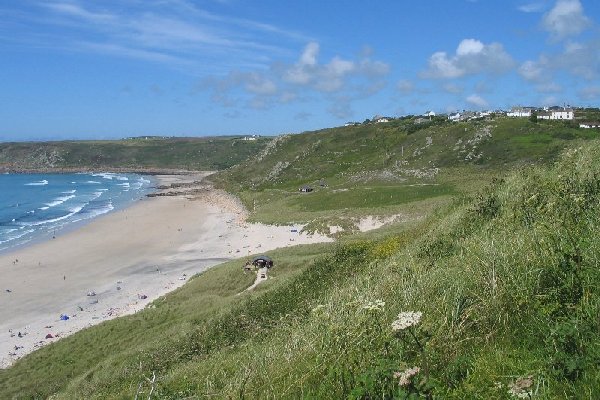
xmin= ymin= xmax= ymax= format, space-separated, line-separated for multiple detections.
xmin=0 ymin=172 xmax=155 ymax=253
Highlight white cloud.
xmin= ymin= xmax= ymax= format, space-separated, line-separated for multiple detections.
xmin=518 ymin=60 xmax=545 ymax=81
xmin=202 ymin=42 xmax=389 ymax=119
xmin=421 ymin=39 xmax=515 ymax=79
xmin=466 ymin=94 xmax=488 ymax=108
xmin=282 ymin=42 xmax=388 ymax=95
xmin=456 ymin=39 xmax=484 ymax=56
xmin=299 ymin=42 xmax=319 ymax=66
xmin=542 ymin=0 xmax=590 ymax=40
xmin=523 ymin=40 xmax=600 ymax=83
xmin=243 ymin=73 xmax=278 ymax=95
xmin=518 ymin=2 xmax=546 ymax=13
xmin=557 ymin=40 xmax=600 ymax=79
xmin=34 ymin=0 xmax=307 ymax=71
xmin=424 ymin=52 xmax=464 ymax=79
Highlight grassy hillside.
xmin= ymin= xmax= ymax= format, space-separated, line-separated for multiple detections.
xmin=212 ymin=117 xmax=599 ymax=235
xmin=215 ymin=117 xmax=593 ymax=191
xmin=0 ymin=136 xmax=269 ymax=171
xmin=2 ymin=139 xmax=600 ymax=399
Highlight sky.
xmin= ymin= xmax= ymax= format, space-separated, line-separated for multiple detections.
xmin=1 ymin=0 xmax=599 ymax=141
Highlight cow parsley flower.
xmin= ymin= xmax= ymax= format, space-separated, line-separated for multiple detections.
xmin=507 ymin=376 xmax=533 ymax=399
xmin=393 ymin=366 xmax=421 ymax=387
xmin=391 ymin=311 xmax=422 ymax=331
xmin=362 ymin=299 xmax=385 ymax=311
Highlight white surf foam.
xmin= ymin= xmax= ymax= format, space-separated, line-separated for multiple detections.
xmin=24 ymin=180 xmax=48 ymax=186
xmin=45 ymin=195 xmax=75 ymax=208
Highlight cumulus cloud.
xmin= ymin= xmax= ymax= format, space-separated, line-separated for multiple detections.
xmin=557 ymin=40 xmax=600 ymax=79
xmin=466 ymin=94 xmax=488 ymax=108
xmin=519 ymin=59 xmax=545 ymax=81
xmin=521 ymin=39 xmax=600 ymax=84
xmin=542 ymin=0 xmax=590 ymax=40
xmin=282 ymin=42 xmax=389 ymax=94
xmin=202 ymin=42 xmax=390 ymax=118
xmin=421 ymin=38 xmax=515 ymax=79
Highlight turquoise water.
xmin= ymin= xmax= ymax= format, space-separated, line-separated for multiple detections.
xmin=0 ymin=172 xmax=155 ymax=252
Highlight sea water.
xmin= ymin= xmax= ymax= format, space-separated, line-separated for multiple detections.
xmin=0 ymin=172 xmax=155 ymax=253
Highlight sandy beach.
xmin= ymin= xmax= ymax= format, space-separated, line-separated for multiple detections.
xmin=0 ymin=174 xmax=333 ymax=368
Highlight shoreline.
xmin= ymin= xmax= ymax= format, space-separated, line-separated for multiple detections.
xmin=0 ymin=173 xmax=333 ymax=368
xmin=0 ymin=172 xmax=158 ymax=257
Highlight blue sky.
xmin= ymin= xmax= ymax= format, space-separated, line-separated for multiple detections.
xmin=1 ymin=0 xmax=599 ymax=141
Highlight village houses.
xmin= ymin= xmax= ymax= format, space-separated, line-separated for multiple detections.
xmin=537 ymin=106 xmax=574 ymax=120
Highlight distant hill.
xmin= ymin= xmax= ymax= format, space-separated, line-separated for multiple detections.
xmin=214 ymin=117 xmax=597 ymax=192
xmin=0 ymin=136 xmax=270 ymax=172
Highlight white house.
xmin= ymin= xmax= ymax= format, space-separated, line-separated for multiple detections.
xmin=537 ymin=107 xmax=574 ymax=120
xmin=423 ymin=111 xmax=436 ymax=118
xmin=537 ymin=111 xmax=551 ymax=120
xmin=507 ymin=107 xmax=534 ymax=117
xmin=448 ymin=112 xmax=461 ymax=122
xmin=579 ymin=121 xmax=600 ymax=129
xmin=373 ymin=116 xmax=390 ymax=123
xmin=550 ymin=107 xmax=574 ymax=120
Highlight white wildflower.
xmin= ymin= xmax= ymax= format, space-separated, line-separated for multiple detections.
xmin=391 ymin=311 xmax=422 ymax=331
xmin=508 ymin=376 xmax=533 ymax=399
xmin=393 ymin=366 xmax=421 ymax=387
xmin=362 ymin=299 xmax=385 ymax=311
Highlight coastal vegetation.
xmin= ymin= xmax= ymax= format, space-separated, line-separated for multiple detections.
xmin=2 ymin=117 xmax=600 ymax=398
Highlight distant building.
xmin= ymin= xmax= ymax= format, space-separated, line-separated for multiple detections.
xmin=448 ymin=112 xmax=461 ymax=122
xmin=299 ymin=185 xmax=313 ymax=193
xmin=372 ymin=115 xmax=391 ymax=123
xmin=423 ymin=111 xmax=436 ymax=118
xmin=537 ymin=107 xmax=574 ymax=120
xmin=579 ymin=121 xmax=600 ymax=129
xmin=507 ymin=107 xmax=535 ymax=117
xmin=344 ymin=122 xmax=360 ymax=126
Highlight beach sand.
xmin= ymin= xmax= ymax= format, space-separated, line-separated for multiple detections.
xmin=0 ymin=174 xmax=333 ymax=368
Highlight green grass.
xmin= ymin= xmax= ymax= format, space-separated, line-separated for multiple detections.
xmin=288 ymin=184 xmax=455 ymax=211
